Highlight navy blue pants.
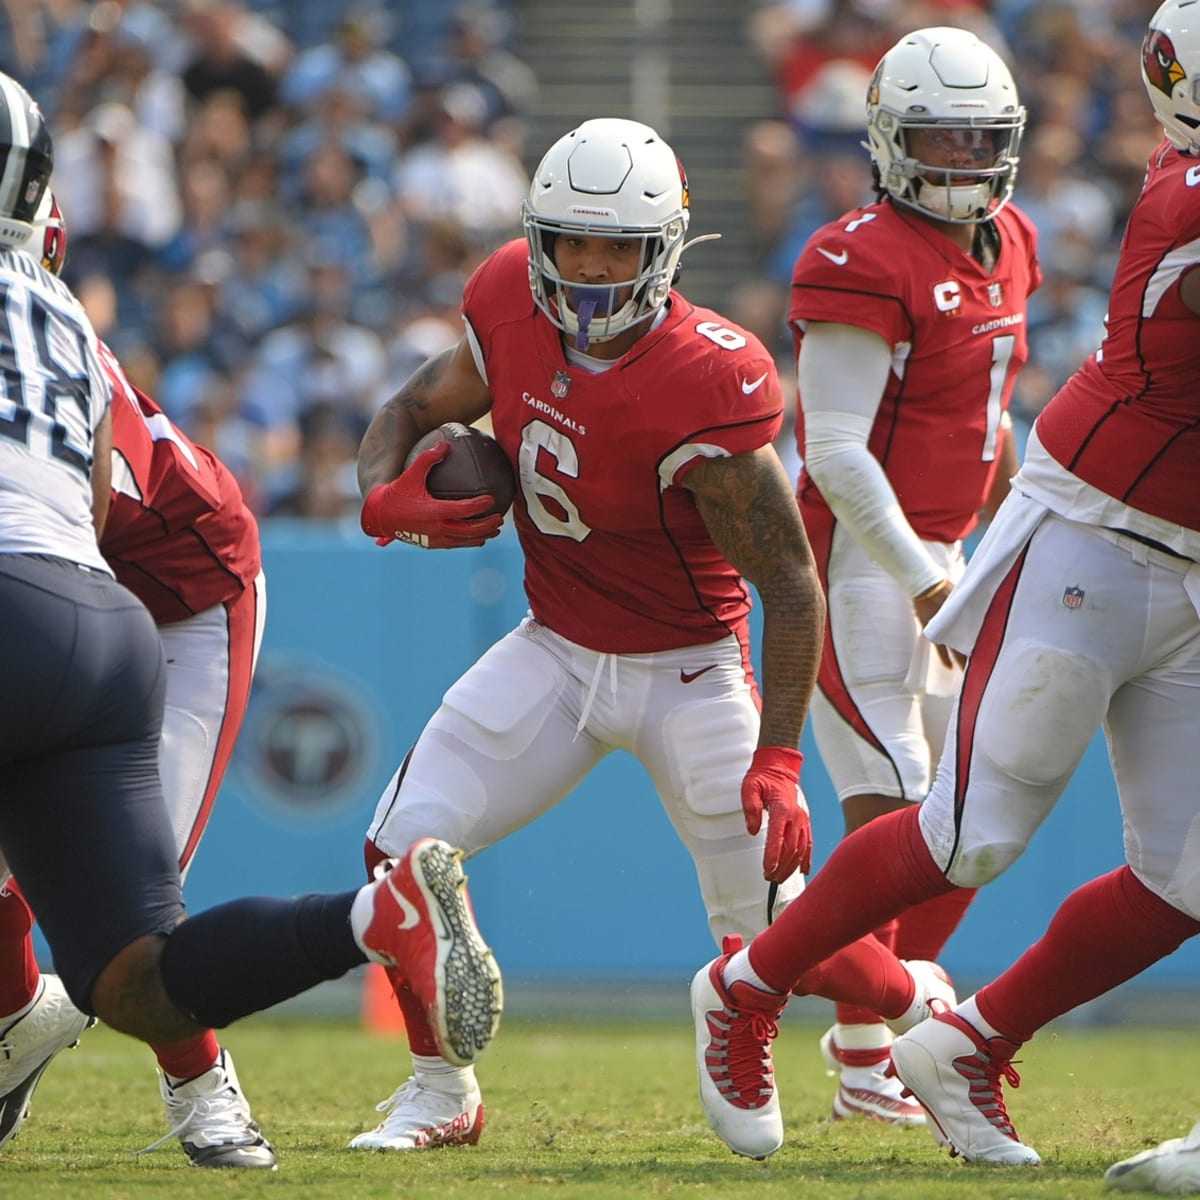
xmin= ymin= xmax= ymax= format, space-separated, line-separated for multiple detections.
xmin=0 ymin=554 xmax=183 ymax=1012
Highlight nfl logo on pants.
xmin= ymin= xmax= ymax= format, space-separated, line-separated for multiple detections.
xmin=1063 ymin=585 xmax=1084 ymax=609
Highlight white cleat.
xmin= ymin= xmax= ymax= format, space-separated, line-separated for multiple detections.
xmin=349 ymin=1075 xmax=484 ymax=1150
xmin=1106 ymin=1119 xmax=1200 ymax=1194
xmin=691 ymin=936 xmax=787 ymax=1160
xmin=147 ymin=1048 xmax=276 ymax=1169
xmin=819 ymin=1025 xmax=926 ymax=1126
xmin=890 ymin=1010 xmax=1041 ymax=1165
xmin=0 ymin=974 xmax=94 ymax=1150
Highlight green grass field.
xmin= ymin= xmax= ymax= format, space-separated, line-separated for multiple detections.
xmin=4 ymin=1010 xmax=1197 ymax=1200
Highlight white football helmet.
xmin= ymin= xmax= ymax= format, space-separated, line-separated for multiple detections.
xmin=1143 ymin=0 xmax=1200 ymax=154
xmin=523 ymin=117 xmax=690 ymax=348
xmin=865 ymin=26 xmax=1024 ymax=224
xmin=0 ymin=72 xmax=53 ymax=248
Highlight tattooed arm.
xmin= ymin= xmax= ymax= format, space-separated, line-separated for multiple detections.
xmin=685 ymin=445 xmax=826 ymax=750
xmin=357 ymin=337 xmax=493 ymax=497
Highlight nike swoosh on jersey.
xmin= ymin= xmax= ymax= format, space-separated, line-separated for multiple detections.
xmin=680 ymin=664 xmax=718 ymax=684
xmin=741 ymin=373 xmax=768 ymax=394
xmin=817 ymin=247 xmax=849 ymax=265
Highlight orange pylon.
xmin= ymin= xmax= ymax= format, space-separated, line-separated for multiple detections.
xmin=361 ymin=963 xmax=408 ymax=1035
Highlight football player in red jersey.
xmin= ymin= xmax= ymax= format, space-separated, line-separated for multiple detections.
xmin=786 ymin=26 xmax=1039 ymax=1125
xmin=354 ymin=118 xmax=956 ymax=1154
xmin=691 ymin=0 xmax=1200 ymax=1167
xmin=0 ymin=190 xmax=277 ymax=1166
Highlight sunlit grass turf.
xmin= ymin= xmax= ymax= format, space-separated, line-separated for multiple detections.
xmin=4 ymin=1011 xmax=1197 ymax=1199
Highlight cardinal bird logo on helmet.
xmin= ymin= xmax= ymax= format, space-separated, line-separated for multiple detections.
xmin=1144 ymin=28 xmax=1186 ymax=98
xmin=41 ymin=194 xmax=66 ymax=275
xmin=675 ymin=156 xmax=690 ymax=211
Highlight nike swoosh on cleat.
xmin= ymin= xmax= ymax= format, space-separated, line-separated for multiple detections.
xmin=388 ymin=881 xmax=423 ymax=931
xmin=680 ymin=665 xmax=718 ymax=684
xmin=741 ymin=373 xmax=768 ymax=394
xmin=817 ymin=247 xmax=849 ymax=265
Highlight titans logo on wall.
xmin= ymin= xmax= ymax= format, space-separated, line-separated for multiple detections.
xmin=234 ymin=656 xmax=381 ymax=823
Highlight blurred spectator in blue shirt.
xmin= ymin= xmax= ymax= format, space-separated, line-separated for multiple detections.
xmin=443 ymin=2 xmax=538 ymax=131
xmin=279 ymin=4 xmax=412 ymax=124
xmin=238 ymin=248 xmax=387 ymax=507
xmin=392 ymin=81 xmax=527 ymax=250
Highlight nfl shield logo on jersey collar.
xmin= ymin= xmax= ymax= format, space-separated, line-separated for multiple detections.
xmin=987 ymin=281 xmax=1004 ymax=307
xmin=551 ymin=369 xmax=571 ymax=399
xmin=1063 ymin=585 xmax=1085 ymax=609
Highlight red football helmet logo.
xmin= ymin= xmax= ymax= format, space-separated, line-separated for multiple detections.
xmin=40 ymin=194 xmax=67 ymax=276
xmin=1144 ymin=28 xmax=1186 ymax=98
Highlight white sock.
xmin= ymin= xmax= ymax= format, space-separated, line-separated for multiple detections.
xmin=349 ymin=880 xmax=384 ymax=963
xmin=955 ymin=994 xmax=1007 ymax=1041
xmin=720 ymin=947 xmax=785 ymax=994
xmin=835 ymin=1022 xmax=893 ymax=1053
xmin=413 ymin=1053 xmax=476 ymax=1094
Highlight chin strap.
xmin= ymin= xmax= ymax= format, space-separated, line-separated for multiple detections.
xmin=681 ymin=232 xmax=722 ymax=253
xmin=0 ymin=216 xmax=33 ymax=248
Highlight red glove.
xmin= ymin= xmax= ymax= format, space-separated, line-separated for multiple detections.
xmin=740 ymin=746 xmax=811 ymax=882
xmin=360 ymin=441 xmax=504 ymax=549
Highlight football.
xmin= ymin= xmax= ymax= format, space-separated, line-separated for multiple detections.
xmin=404 ymin=421 xmax=516 ymax=516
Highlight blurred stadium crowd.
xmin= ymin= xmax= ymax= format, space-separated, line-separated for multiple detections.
xmin=0 ymin=0 xmax=1163 ymax=516
xmin=0 ymin=0 xmax=535 ymax=517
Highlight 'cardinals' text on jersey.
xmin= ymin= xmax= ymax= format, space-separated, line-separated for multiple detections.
xmin=465 ymin=239 xmax=783 ymax=653
xmin=790 ymin=201 xmax=1041 ymax=544
xmin=1036 ymin=139 xmax=1200 ymax=531
xmin=99 ymin=343 xmax=260 ymax=623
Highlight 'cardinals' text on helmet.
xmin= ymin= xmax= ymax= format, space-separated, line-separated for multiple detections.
xmin=1143 ymin=0 xmax=1200 ymax=154
xmin=0 ymin=73 xmax=53 ymax=248
xmin=522 ymin=117 xmax=690 ymax=348
xmin=865 ymin=26 xmax=1024 ymax=224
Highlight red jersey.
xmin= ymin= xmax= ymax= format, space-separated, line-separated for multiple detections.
xmin=1036 ymin=139 xmax=1200 ymax=530
xmin=790 ymin=200 xmax=1041 ymax=543
xmin=465 ymin=239 xmax=783 ymax=653
xmin=98 ymin=342 xmax=261 ymax=623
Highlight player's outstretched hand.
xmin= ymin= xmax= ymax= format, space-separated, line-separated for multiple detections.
xmin=741 ymin=747 xmax=812 ymax=882
xmin=914 ymin=579 xmax=965 ymax=669
xmin=361 ymin=441 xmax=504 ymax=549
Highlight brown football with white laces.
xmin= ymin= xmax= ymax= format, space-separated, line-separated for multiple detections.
xmin=404 ymin=422 xmax=516 ymax=516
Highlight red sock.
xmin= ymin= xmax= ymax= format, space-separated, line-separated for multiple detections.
xmin=834 ymin=919 xmax=896 ymax=1027
xmin=749 ymin=806 xmax=955 ymax=992
xmin=893 ymin=887 xmax=977 ymax=962
xmin=393 ymin=972 xmax=440 ymax=1056
xmin=153 ymin=1030 xmax=221 ymax=1081
xmin=364 ymin=837 xmax=440 ymax=1058
xmin=978 ymin=867 xmax=1200 ymax=1044
xmin=0 ymin=888 xmax=39 ymax=1016
xmin=794 ymin=934 xmax=917 ymax=1020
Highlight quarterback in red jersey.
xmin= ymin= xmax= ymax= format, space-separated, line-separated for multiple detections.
xmin=787 ymin=25 xmax=1038 ymax=1124
xmin=0 ymin=192 xmax=274 ymax=1168
xmin=353 ymin=118 xmax=954 ymax=1153
xmin=690 ymin=0 xmax=1200 ymax=1169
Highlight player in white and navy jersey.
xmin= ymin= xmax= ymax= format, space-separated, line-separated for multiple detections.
xmin=0 ymin=69 xmax=501 ymax=1168
xmin=0 ymin=188 xmax=278 ymax=1166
